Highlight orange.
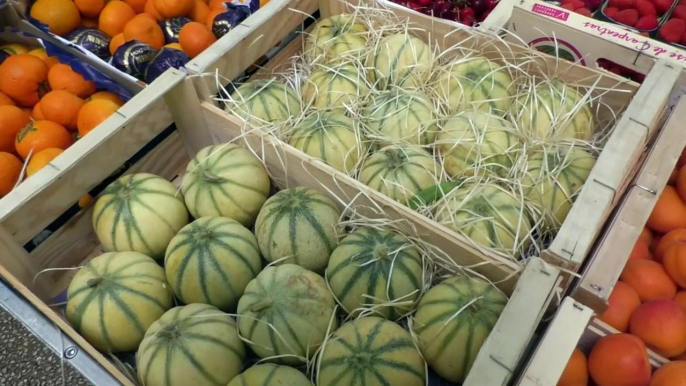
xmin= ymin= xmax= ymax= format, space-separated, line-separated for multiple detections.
xmin=0 ymin=106 xmax=31 ymax=154
xmin=123 ymin=14 xmax=166 ymax=50
xmin=662 ymin=242 xmax=686 ymax=288
xmin=39 ymin=90 xmax=86 ymax=131
xmin=0 ymin=152 xmax=23 ymax=197
xmin=0 ymin=91 xmax=15 ymax=106
xmin=620 ymin=259 xmax=677 ymax=302
xmin=144 ymin=0 xmax=165 ymax=21
xmin=588 ymin=333 xmax=651 ymax=386
xmin=557 ymin=348 xmax=588 ymax=386
xmin=0 ymin=44 xmax=30 ymax=55
xmin=15 ymin=120 xmax=72 ymax=160
xmin=81 ymin=17 xmax=99 ymax=28
xmin=650 ymin=361 xmax=686 ymax=386
xmin=208 ymin=0 xmax=227 ymax=9
xmin=74 ymin=0 xmax=105 ymax=18
xmin=655 ymin=228 xmax=686 ymax=263
xmin=205 ymin=8 xmax=222 ymax=28
xmin=87 ymin=91 xmax=124 ymax=106
xmin=164 ymin=42 xmax=183 ymax=50
xmin=648 ymin=186 xmax=686 ymax=233
xmin=189 ymin=0 xmax=210 ymax=23
xmin=26 ymin=148 xmax=64 ymax=177
xmin=630 ymin=299 xmax=686 ymax=358
xmin=30 ymin=0 xmax=82 ymax=36
xmin=109 ymin=33 xmax=126 ymax=56
xmin=178 ymin=21 xmax=216 ymax=58
xmin=77 ymin=99 xmax=120 ymax=137
xmin=153 ymin=0 xmax=194 ymax=18
xmin=0 ymin=54 xmax=50 ymax=107
xmin=32 ymin=102 xmax=45 ymax=120
xmin=48 ymin=63 xmax=97 ymax=99
xmin=99 ymin=1 xmax=137 ymax=38
xmin=78 ymin=193 xmax=93 ymax=208
xmin=27 ymin=48 xmax=60 ymax=68
xmin=598 ymin=281 xmax=641 ymax=332
xmin=124 ymin=0 xmax=147 ymax=12
xmin=629 ymin=239 xmax=652 ymax=260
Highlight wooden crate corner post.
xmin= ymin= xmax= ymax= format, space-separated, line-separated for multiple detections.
xmin=464 ymin=257 xmax=562 ymax=386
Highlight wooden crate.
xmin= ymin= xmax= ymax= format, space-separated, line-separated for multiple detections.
xmin=195 ymin=0 xmax=680 ymax=289
xmin=515 ymin=297 xmax=670 ymax=385
xmin=0 ymin=68 xmax=562 ymax=385
xmin=571 ymin=79 xmax=686 ymax=311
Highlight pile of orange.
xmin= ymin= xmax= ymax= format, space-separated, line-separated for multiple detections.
xmin=557 ymin=152 xmax=686 ymax=385
xmin=28 ymin=0 xmax=269 ymax=66
xmin=0 ymin=46 xmax=123 ymax=198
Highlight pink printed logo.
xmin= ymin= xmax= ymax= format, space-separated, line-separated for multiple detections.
xmin=532 ymin=3 xmax=570 ymax=21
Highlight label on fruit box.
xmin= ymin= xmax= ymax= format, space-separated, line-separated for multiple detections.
xmin=531 ymin=3 xmax=571 ymax=21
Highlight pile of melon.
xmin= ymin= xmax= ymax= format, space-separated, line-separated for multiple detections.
xmin=65 ymin=138 xmax=509 ymax=385
xmin=221 ymin=9 xmax=618 ymax=260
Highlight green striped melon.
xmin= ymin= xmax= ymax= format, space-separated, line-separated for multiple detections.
xmin=434 ymin=182 xmax=532 ymax=258
xmin=509 ymin=79 xmax=594 ymax=141
xmin=181 ymin=144 xmax=271 ymax=227
xmin=411 ymin=276 xmax=507 ymax=383
xmin=436 ymin=56 xmax=515 ymax=115
xmin=237 ymin=264 xmax=338 ymax=365
xmin=287 ymin=111 xmax=367 ymax=174
xmin=302 ymin=63 xmax=370 ymax=111
xmin=436 ymin=111 xmax=522 ymax=178
xmin=358 ymin=144 xmax=443 ymax=205
xmin=317 ymin=316 xmax=426 ymax=386
xmin=325 ymin=227 xmax=424 ymax=319
xmin=227 ymin=364 xmax=313 ymax=386
xmin=92 ymin=173 xmax=189 ymax=259
xmin=366 ymin=33 xmax=433 ymax=90
xmin=520 ymin=145 xmax=597 ymax=228
xmin=66 ymin=251 xmax=173 ymax=353
xmin=255 ymin=187 xmax=342 ymax=272
xmin=164 ymin=216 xmax=262 ymax=312
xmin=226 ymin=79 xmax=301 ymax=126
xmin=304 ymin=14 xmax=368 ymax=64
xmin=363 ymin=87 xmax=437 ymax=147
xmin=136 ymin=303 xmax=245 ymax=386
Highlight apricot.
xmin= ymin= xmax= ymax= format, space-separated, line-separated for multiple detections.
xmin=598 ymin=281 xmax=641 ymax=332
xmin=620 ymin=259 xmax=677 ymax=302
xmin=629 ymin=299 xmax=686 ymax=358
xmin=588 ymin=333 xmax=651 ymax=386
xmin=650 ymin=360 xmax=686 ymax=386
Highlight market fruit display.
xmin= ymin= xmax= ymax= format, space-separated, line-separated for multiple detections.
xmin=181 ymin=143 xmax=270 ymax=226
xmin=254 ymin=187 xmax=342 ymax=272
xmin=92 ymin=172 xmax=189 ymax=258
xmin=164 ymin=216 xmax=262 ymax=311
xmin=227 ymin=364 xmax=313 ymax=386
xmin=325 ymin=227 xmax=424 ymax=319
xmin=366 ymin=33 xmax=433 ymax=90
xmin=226 ymin=79 xmax=302 ymax=126
xmin=66 ymin=251 xmax=173 ymax=352
xmin=136 ymin=304 xmax=246 ymax=386
xmin=236 ymin=264 xmax=338 ymax=364
xmin=317 ymin=316 xmax=426 ymax=386
xmin=304 ymin=14 xmax=368 ymax=64
xmin=301 ymin=63 xmax=370 ymax=110
xmin=412 ymin=276 xmax=507 ymax=383
xmin=364 ymin=87 xmax=437 ymax=146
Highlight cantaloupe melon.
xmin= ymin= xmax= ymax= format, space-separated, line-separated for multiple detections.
xmin=66 ymin=251 xmax=173 ymax=353
xmin=326 ymin=227 xmax=424 ymax=319
xmin=237 ymin=264 xmax=337 ymax=365
xmin=436 ymin=111 xmax=521 ymax=178
xmin=255 ymin=187 xmax=342 ymax=272
xmin=520 ymin=145 xmax=597 ymax=228
xmin=301 ymin=63 xmax=370 ymax=111
xmin=181 ymin=144 xmax=271 ymax=227
xmin=136 ymin=304 xmax=245 ymax=386
xmin=358 ymin=144 xmax=442 ymax=205
xmin=226 ymin=79 xmax=301 ymax=126
xmin=317 ymin=316 xmax=426 ymax=386
xmin=366 ymin=33 xmax=432 ymax=90
xmin=287 ymin=111 xmax=367 ymax=174
xmin=434 ymin=182 xmax=532 ymax=258
xmin=412 ymin=276 xmax=507 ymax=383
xmin=304 ymin=14 xmax=368 ymax=64
xmin=436 ymin=56 xmax=515 ymax=115
xmin=227 ymin=364 xmax=313 ymax=386
xmin=509 ymin=79 xmax=594 ymax=141
xmin=164 ymin=216 xmax=262 ymax=312
xmin=92 ymin=173 xmax=189 ymax=259
xmin=364 ymin=87 xmax=437 ymax=147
